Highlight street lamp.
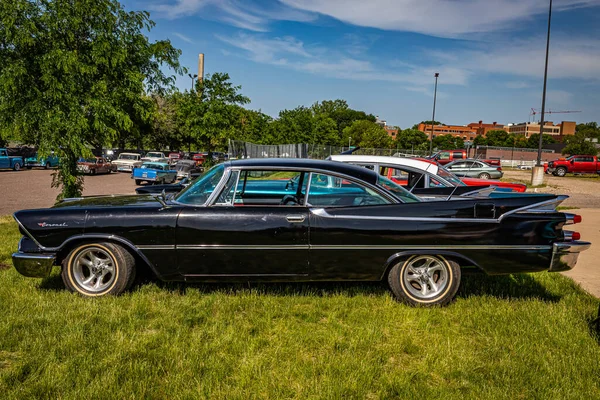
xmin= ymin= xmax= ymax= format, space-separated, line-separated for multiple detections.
xmin=349 ymin=137 xmax=351 ymax=149
xmin=429 ymin=73 xmax=439 ymax=156
xmin=532 ymin=0 xmax=553 ymax=186
xmin=188 ymin=73 xmax=198 ymax=90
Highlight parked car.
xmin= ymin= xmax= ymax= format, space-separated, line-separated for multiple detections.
xmin=0 ymin=148 xmax=24 ymax=171
xmin=132 ymin=162 xmax=177 ymax=185
xmin=112 ymin=152 xmax=143 ymax=172
xmin=168 ymin=152 xmax=183 ymax=165
xmin=11 ymin=158 xmax=589 ymax=306
xmin=445 ymin=159 xmax=503 ymax=179
xmin=328 ymin=155 xmax=525 ymax=194
xmin=192 ymin=152 xmax=208 ymax=167
xmin=25 ymin=153 xmax=59 ymax=169
xmin=135 ymin=174 xmax=201 ymax=194
xmin=77 ymin=157 xmax=116 ymax=175
xmin=141 ymin=152 xmax=169 ymax=164
xmin=544 ymin=155 xmax=600 ymax=176
xmin=175 ymin=159 xmax=201 ymax=180
xmin=430 ymin=150 xmax=501 ymax=166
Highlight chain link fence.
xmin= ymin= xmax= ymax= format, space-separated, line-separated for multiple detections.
xmin=228 ymin=140 xmax=429 ymax=160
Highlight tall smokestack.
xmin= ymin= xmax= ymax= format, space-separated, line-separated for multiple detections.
xmin=198 ymin=53 xmax=204 ymax=83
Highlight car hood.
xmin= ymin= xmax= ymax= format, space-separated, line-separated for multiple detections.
xmin=113 ymin=159 xmax=139 ymax=164
xmin=77 ymin=162 xmax=95 ymax=166
xmin=51 ymin=194 xmax=163 ymax=208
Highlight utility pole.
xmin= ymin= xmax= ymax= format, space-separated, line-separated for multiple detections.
xmin=429 ymin=73 xmax=439 ymax=156
xmin=198 ymin=53 xmax=204 ymax=84
xmin=532 ymin=0 xmax=552 ymax=186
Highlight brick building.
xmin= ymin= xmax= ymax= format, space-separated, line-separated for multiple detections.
xmin=503 ymin=121 xmax=576 ymax=140
xmin=467 ymin=121 xmax=506 ymax=136
xmin=417 ymin=123 xmax=478 ymax=140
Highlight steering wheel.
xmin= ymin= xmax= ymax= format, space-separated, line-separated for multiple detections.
xmin=280 ymin=195 xmax=299 ymax=205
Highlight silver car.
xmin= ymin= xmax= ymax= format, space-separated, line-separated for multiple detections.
xmin=444 ymin=159 xmax=503 ymax=179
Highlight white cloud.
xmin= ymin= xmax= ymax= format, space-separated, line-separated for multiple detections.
xmin=506 ymin=81 xmax=532 ymax=89
xmin=280 ymin=0 xmax=600 ymax=38
xmin=216 ymin=32 xmax=471 ymax=88
xmin=546 ymin=90 xmax=574 ymax=105
xmin=149 ymin=0 xmax=316 ymax=31
xmin=172 ymin=32 xmax=194 ymax=43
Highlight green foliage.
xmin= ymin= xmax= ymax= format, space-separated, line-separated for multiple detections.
xmin=576 ymin=122 xmax=600 ymax=140
xmin=342 ymin=120 xmax=392 ymax=149
xmin=526 ymin=133 xmax=556 ymax=148
xmin=562 ymin=132 xmax=599 ymax=156
xmin=311 ymin=99 xmax=376 ymax=136
xmin=432 ymin=134 xmax=464 ymax=150
xmin=0 ymin=0 xmax=182 ymax=198
xmin=395 ymin=129 xmax=428 ymax=150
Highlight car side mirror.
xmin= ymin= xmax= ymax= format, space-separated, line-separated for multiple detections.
xmin=570 ymin=160 xmax=574 ymax=164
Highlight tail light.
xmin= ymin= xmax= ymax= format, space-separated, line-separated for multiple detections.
xmin=564 ymin=231 xmax=581 ymax=241
xmin=564 ymin=213 xmax=582 ymax=225
xmin=496 ymin=167 xmax=502 ymax=171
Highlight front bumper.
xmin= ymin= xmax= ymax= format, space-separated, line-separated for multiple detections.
xmin=116 ymin=164 xmax=134 ymax=171
xmin=11 ymin=252 xmax=56 ymax=278
xmin=548 ymin=241 xmax=591 ymax=272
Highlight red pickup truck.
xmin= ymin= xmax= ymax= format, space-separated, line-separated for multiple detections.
xmin=430 ymin=150 xmax=501 ymax=166
xmin=544 ymin=155 xmax=600 ymax=176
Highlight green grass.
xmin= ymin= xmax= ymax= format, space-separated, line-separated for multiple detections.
xmin=1 ymin=216 xmax=599 ymax=399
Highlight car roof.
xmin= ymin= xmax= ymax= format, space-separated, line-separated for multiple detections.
xmin=227 ymin=158 xmax=379 ymax=185
xmin=328 ymin=155 xmax=441 ymax=174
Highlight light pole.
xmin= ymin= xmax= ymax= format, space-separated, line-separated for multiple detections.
xmin=349 ymin=137 xmax=351 ymax=149
xmin=188 ymin=73 xmax=198 ymax=90
xmin=429 ymin=73 xmax=439 ymax=156
xmin=532 ymin=0 xmax=552 ymax=186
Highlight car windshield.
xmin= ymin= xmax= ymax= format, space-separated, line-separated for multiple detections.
xmin=377 ymin=176 xmax=421 ymax=203
xmin=80 ymin=158 xmax=96 ymax=163
xmin=175 ymin=164 xmax=225 ymax=205
xmin=141 ymin=163 xmax=164 ymax=170
xmin=119 ymin=154 xmax=139 ymax=160
xmin=146 ymin=152 xmax=162 ymax=158
xmin=436 ymin=166 xmax=465 ymax=186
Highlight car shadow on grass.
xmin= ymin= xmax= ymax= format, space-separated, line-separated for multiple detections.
xmin=38 ymin=268 xmax=561 ymax=303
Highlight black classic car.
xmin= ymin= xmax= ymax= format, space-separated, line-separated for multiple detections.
xmin=11 ymin=159 xmax=590 ymax=306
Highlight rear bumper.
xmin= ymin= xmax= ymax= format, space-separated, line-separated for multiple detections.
xmin=11 ymin=252 xmax=56 ymax=278
xmin=548 ymin=241 xmax=591 ymax=272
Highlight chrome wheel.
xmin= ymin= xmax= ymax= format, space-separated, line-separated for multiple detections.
xmin=478 ymin=172 xmax=491 ymax=179
xmin=402 ymin=255 xmax=449 ymax=300
xmin=72 ymin=247 xmax=116 ymax=293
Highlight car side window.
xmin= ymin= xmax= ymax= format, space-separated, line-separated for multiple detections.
xmin=222 ymin=170 xmax=308 ymax=206
xmin=439 ymin=152 xmax=450 ymax=160
xmin=306 ymin=173 xmax=390 ymax=208
xmin=453 ymin=151 xmax=464 ymax=159
xmin=450 ymin=162 xmax=467 ymax=168
xmin=0 ymin=150 xmax=7 ymax=157
xmin=214 ymin=170 xmax=240 ymax=205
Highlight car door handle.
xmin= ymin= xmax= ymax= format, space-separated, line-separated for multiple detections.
xmin=286 ymin=215 xmax=306 ymax=223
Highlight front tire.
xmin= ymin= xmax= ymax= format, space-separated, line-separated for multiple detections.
xmin=135 ymin=179 xmax=142 ymax=185
xmin=13 ymin=162 xmax=21 ymax=171
xmin=62 ymin=242 xmax=136 ymax=297
xmin=387 ymin=255 xmax=461 ymax=306
xmin=45 ymin=162 xmax=51 ymax=169
xmin=555 ymin=167 xmax=567 ymax=177
xmin=478 ymin=172 xmax=491 ymax=179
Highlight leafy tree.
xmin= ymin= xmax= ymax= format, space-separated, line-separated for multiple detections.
xmin=311 ymin=99 xmax=375 ymax=138
xmin=0 ymin=0 xmax=182 ymax=198
xmin=562 ymin=132 xmax=598 ymax=156
xmin=269 ymin=106 xmax=339 ymax=145
xmin=176 ymin=73 xmax=250 ymax=151
xmin=485 ymin=130 xmax=514 ymax=147
xmin=473 ymin=135 xmax=487 ymax=147
xmin=526 ymin=134 xmax=556 ymax=148
xmin=432 ymin=134 xmax=464 ymax=150
xmin=342 ymin=120 xmax=391 ymax=148
xmin=395 ymin=129 xmax=428 ymax=150
xmin=575 ymin=122 xmax=600 ymax=140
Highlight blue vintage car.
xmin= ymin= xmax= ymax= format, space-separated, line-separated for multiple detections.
xmin=25 ymin=153 xmax=59 ymax=169
xmin=132 ymin=162 xmax=177 ymax=185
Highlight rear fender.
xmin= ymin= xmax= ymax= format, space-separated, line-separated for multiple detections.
xmin=381 ymin=250 xmax=483 ymax=279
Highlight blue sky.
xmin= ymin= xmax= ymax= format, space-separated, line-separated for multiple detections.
xmin=125 ymin=0 xmax=600 ymax=128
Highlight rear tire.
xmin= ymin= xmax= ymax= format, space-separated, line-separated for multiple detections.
xmin=555 ymin=167 xmax=567 ymax=177
xmin=62 ymin=242 xmax=136 ymax=297
xmin=13 ymin=163 xmax=21 ymax=171
xmin=478 ymin=172 xmax=491 ymax=179
xmin=387 ymin=255 xmax=461 ymax=306
xmin=135 ymin=179 xmax=142 ymax=185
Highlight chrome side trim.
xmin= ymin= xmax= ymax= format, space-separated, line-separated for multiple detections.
xmin=184 ymin=273 xmax=309 ymax=277
xmin=137 ymin=244 xmax=552 ymax=251
xmin=310 ymin=208 xmax=499 ymax=223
